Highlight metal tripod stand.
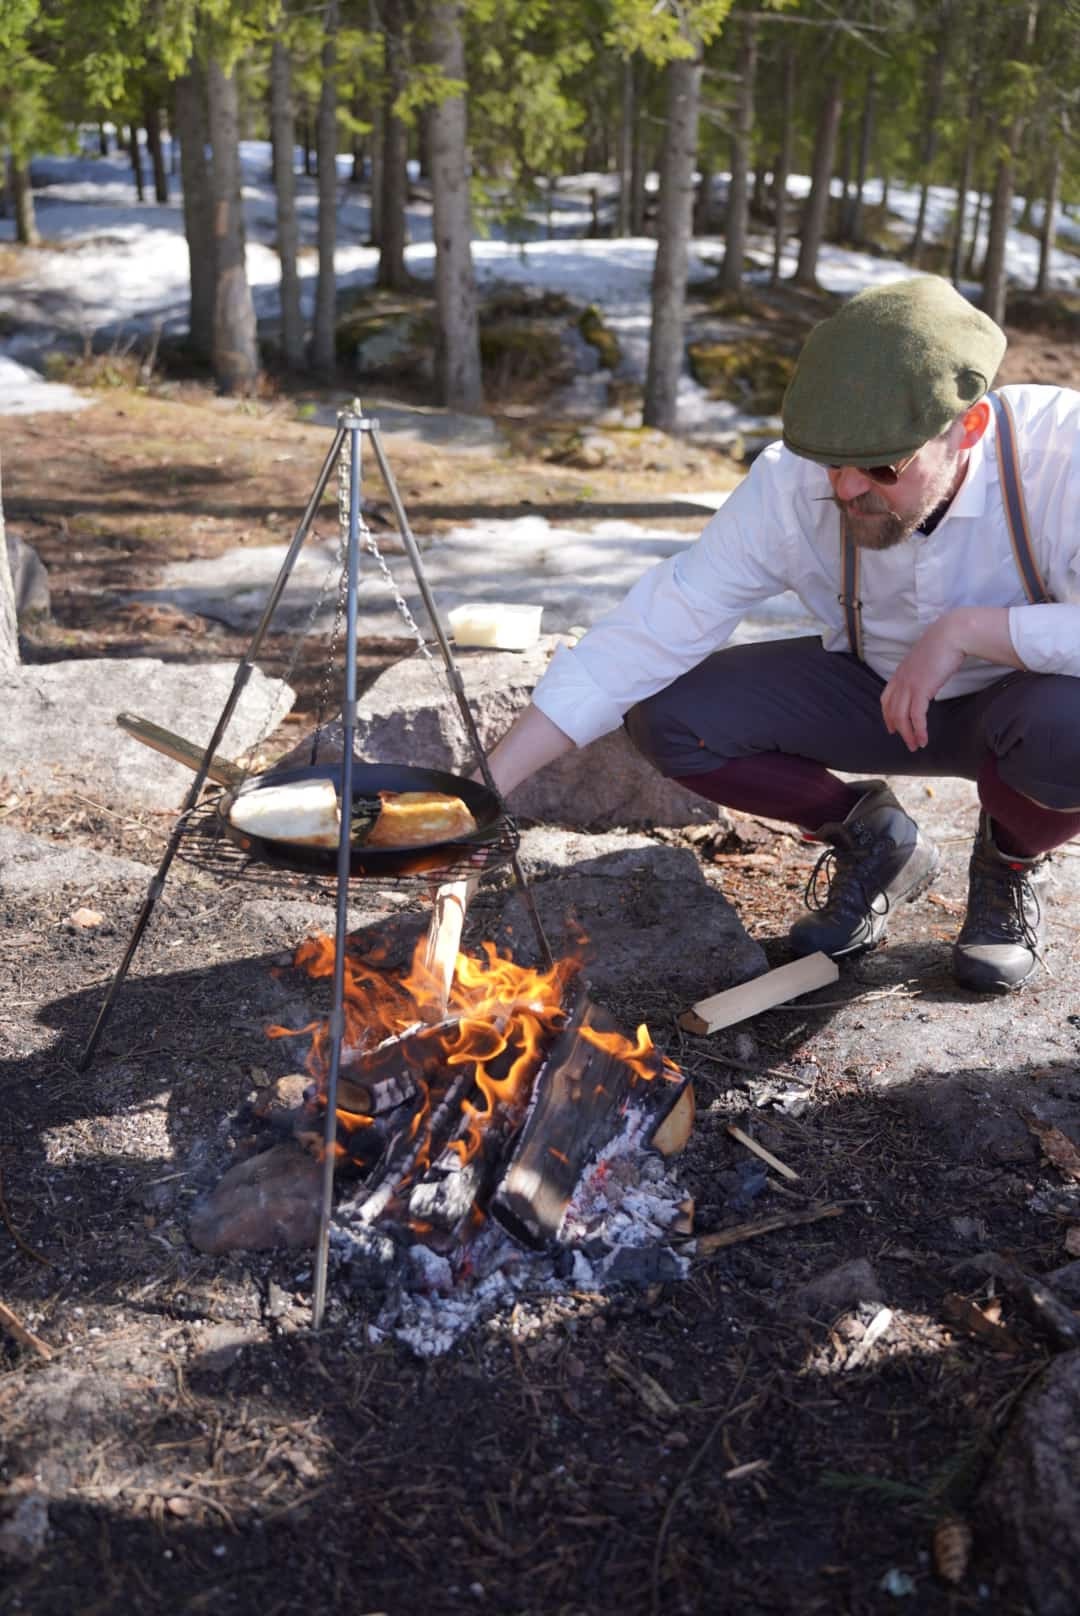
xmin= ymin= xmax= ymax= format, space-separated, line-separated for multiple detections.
xmin=79 ymin=403 xmax=553 ymax=1327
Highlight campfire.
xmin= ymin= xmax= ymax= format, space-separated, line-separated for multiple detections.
xmin=192 ymin=922 xmax=696 ymax=1353
xmin=272 ymin=930 xmax=694 ymax=1249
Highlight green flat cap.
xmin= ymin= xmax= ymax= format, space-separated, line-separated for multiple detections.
xmin=781 ymin=276 xmax=1006 ymax=467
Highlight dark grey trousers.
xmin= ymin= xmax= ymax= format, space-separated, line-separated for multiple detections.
xmin=624 ymin=636 xmax=1080 ymax=811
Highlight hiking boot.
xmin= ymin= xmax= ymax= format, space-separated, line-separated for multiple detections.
xmin=953 ymin=815 xmax=1048 ymax=992
xmin=789 ymin=780 xmax=941 ymax=959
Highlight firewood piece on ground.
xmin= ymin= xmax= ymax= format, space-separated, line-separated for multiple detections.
xmin=695 ymin=1204 xmax=842 ymax=1255
xmin=0 ymin=1298 xmax=53 ymax=1359
xmin=679 ymin=952 xmax=839 ymax=1036
xmin=491 ymin=992 xmax=689 ymax=1250
xmin=727 ymin=1123 xmax=800 ymax=1182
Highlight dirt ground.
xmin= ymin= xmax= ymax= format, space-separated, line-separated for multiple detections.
xmin=2 ymin=302 xmax=1080 ymax=1615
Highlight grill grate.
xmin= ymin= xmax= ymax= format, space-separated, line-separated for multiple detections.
xmin=175 ymin=793 xmax=521 ymax=891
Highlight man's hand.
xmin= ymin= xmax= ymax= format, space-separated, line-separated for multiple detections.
xmin=881 ymin=607 xmax=1022 ymax=752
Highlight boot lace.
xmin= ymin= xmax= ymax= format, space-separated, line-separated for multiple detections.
xmin=964 ymin=845 xmax=1043 ymax=953
xmin=804 ymin=822 xmax=893 ymax=924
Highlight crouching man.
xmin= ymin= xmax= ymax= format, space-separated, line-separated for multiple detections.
xmin=484 ymin=277 xmax=1080 ymax=991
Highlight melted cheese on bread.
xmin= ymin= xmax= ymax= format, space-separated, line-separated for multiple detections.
xmin=364 ymin=790 xmax=477 ymax=848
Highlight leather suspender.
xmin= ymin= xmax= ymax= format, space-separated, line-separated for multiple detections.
xmin=988 ymin=390 xmax=1053 ymax=605
xmin=840 ymin=389 xmax=1053 ymax=659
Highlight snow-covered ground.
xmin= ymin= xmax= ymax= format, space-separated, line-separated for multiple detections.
xmin=2 ymin=142 xmax=1077 ymax=428
xmin=2 ymin=143 xmax=1077 ymax=644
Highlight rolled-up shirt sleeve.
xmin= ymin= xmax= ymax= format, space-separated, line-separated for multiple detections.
xmin=1008 ymin=602 xmax=1080 ymax=677
xmin=531 ymin=448 xmax=796 ymax=747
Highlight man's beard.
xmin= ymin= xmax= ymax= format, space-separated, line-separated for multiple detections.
xmin=835 ymin=457 xmax=963 ymax=551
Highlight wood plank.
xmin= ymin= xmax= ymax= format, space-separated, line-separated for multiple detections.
xmin=679 ymin=952 xmax=839 ymax=1036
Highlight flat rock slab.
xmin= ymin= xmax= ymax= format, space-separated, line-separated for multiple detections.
xmin=475 ymin=828 xmax=767 ymax=1001
xmin=0 ymin=659 xmax=293 ymax=808
xmin=0 ymin=826 xmax=151 ymax=895
xmin=282 ymin=640 xmax=721 ymax=831
xmin=981 ymin=1349 xmax=1080 ymax=1616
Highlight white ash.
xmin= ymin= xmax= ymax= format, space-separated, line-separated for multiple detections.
xmin=330 ymin=1104 xmax=689 ymax=1358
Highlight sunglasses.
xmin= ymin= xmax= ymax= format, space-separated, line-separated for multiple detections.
xmin=828 ymin=448 xmax=920 ymax=486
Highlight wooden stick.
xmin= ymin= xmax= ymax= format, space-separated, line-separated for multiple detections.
xmin=679 ymin=952 xmax=839 ymax=1036
xmin=417 ymin=875 xmax=477 ymax=1022
xmin=727 ymin=1123 xmax=800 ymax=1182
xmin=694 ymin=1204 xmax=841 ymax=1255
xmin=0 ymin=1298 xmax=53 ymax=1359
xmin=116 ymin=712 xmax=246 ymax=789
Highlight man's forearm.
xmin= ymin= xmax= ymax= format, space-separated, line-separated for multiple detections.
xmin=943 ymin=605 xmax=1024 ymax=668
xmin=483 ymin=703 xmax=576 ymax=796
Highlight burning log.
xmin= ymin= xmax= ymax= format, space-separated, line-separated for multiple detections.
xmin=490 ymin=993 xmax=690 ymax=1250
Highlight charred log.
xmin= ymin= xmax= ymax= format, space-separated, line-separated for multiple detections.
xmin=490 ymin=994 xmax=688 ymax=1250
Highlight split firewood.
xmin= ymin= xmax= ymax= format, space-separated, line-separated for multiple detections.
xmin=417 ymin=876 xmax=478 ymax=1022
xmin=679 ymin=952 xmax=839 ymax=1036
xmin=932 ymin=1517 xmax=974 ymax=1586
xmin=0 ymin=1298 xmax=53 ymax=1360
xmin=694 ymin=1203 xmax=842 ymax=1255
xmin=491 ymin=991 xmax=689 ymax=1250
xmin=650 ymin=1084 xmax=695 ymax=1156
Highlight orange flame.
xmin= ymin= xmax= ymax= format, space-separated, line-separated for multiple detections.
xmin=578 ymin=1021 xmax=682 ymax=1086
xmin=277 ymin=931 xmax=581 ymax=1171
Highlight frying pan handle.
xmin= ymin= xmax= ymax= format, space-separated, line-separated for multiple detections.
xmin=116 ymin=712 xmax=247 ymax=790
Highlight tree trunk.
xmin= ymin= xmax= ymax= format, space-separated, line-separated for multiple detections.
xmin=311 ymin=1 xmax=340 ymax=379
xmin=721 ymin=14 xmax=756 ymax=291
xmin=981 ymin=0 xmax=1038 ymax=323
xmin=271 ymin=39 xmax=305 ymax=370
xmin=849 ymin=69 xmax=876 ymax=244
xmin=965 ymin=182 xmax=986 ymax=276
xmin=616 ymin=55 xmax=633 ymax=237
xmin=909 ymin=6 xmax=952 ymax=265
xmin=144 ymin=100 xmax=169 ymax=203
xmin=427 ymin=0 xmax=483 ymax=411
xmin=630 ymin=57 xmax=647 ymax=236
xmin=377 ymin=0 xmax=409 ymax=290
xmin=99 ymin=122 xmax=109 ymax=156
xmin=1036 ymin=146 xmax=1060 ymax=296
xmin=794 ymin=76 xmax=842 ymax=288
xmin=8 ymin=154 xmax=39 ymax=246
xmin=771 ymin=45 xmax=794 ymax=284
xmin=950 ymin=100 xmax=978 ymax=285
xmin=129 ymin=125 xmax=145 ymax=202
xmin=643 ymin=42 xmax=703 ymax=431
xmin=0 ymin=455 xmax=17 ymax=671
xmin=175 ymin=66 xmax=215 ymax=362
xmin=206 ymin=57 xmax=260 ymax=393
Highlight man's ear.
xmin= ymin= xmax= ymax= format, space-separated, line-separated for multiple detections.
xmin=958 ymin=399 xmax=991 ymax=450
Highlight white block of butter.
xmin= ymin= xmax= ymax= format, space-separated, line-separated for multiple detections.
xmin=447 ymin=601 xmax=543 ymax=650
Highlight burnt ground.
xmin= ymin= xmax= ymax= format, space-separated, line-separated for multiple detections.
xmin=2 ymin=303 xmax=1080 ymax=1614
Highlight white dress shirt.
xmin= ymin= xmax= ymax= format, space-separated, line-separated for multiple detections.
xmin=531 ymin=384 xmax=1080 ymax=748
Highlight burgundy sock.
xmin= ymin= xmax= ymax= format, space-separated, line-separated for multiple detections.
xmin=978 ymin=756 xmax=1080 ymax=858
xmin=671 ymin=754 xmax=862 ymax=832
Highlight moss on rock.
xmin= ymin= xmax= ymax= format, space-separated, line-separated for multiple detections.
xmin=578 ymin=304 xmax=621 ymax=370
xmin=687 ymin=338 xmax=796 ymax=415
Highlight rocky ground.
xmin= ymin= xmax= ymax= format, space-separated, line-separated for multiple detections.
xmin=2 ymin=300 xmax=1080 ymax=1615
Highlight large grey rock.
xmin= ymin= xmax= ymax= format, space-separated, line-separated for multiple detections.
xmin=476 ymin=828 xmax=766 ymax=1000
xmin=303 ymin=640 xmax=721 ymax=831
xmin=0 ymin=659 xmax=293 ymax=808
xmin=981 ymin=1350 xmax=1080 ymax=1615
xmin=5 ymin=532 xmax=49 ymax=622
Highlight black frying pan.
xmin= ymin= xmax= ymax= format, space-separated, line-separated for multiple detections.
xmin=217 ymin=761 xmax=506 ymax=879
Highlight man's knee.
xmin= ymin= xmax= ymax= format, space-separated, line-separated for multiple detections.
xmin=990 ymin=675 xmax=1080 ymax=808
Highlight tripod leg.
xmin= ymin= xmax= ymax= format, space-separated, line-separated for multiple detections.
xmin=78 ymin=422 xmax=349 ymax=1071
xmin=312 ymin=413 xmax=366 ymax=1329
